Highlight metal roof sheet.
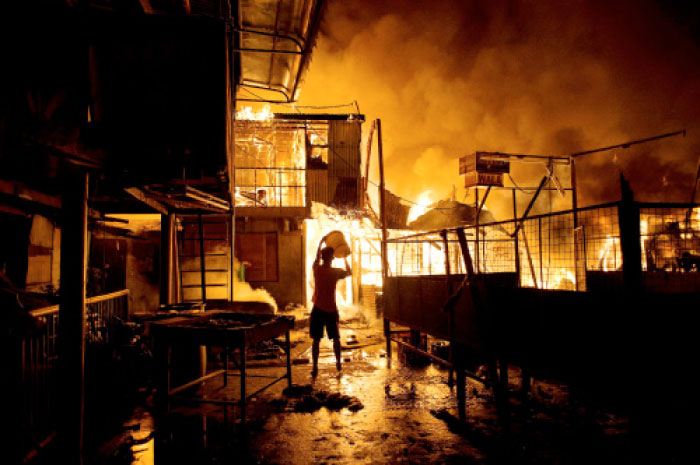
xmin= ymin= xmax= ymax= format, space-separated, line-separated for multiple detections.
xmin=236 ymin=0 xmax=324 ymax=103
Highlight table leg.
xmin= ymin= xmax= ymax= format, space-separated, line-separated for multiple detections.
xmin=285 ymin=331 xmax=292 ymax=387
xmin=223 ymin=345 xmax=228 ymax=387
xmin=240 ymin=340 xmax=246 ymax=425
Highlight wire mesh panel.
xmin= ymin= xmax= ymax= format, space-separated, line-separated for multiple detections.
xmin=640 ymin=205 xmax=700 ymax=292
xmin=388 ymin=232 xmax=466 ymax=277
xmin=578 ymin=206 xmax=622 ymax=271
xmin=387 ymin=202 xmax=700 ymax=294
xmin=234 ymin=120 xmax=309 ymax=207
xmin=234 ymin=167 xmax=306 ymax=207
xmin=474 ymin=221 xmax=517 ymax=274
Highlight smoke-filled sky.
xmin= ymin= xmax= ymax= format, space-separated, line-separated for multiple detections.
xmin=292 ymin=0 xmax=700 ymax=220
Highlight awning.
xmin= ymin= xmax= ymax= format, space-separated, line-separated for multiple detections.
xmin=235 ymin=0 xmax=325 ymax=103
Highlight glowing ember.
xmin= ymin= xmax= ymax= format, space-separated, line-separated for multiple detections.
xmin=236 ymin=104 xmax=274 ymax=121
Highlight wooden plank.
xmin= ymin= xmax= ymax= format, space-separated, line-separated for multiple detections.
xmin=124 ymin=187 xmax=168 ymax=215
xmin=0 ymin=179 xmax=62 ymax=209
xmin=86 ymin=289 xmax=129 ymax=304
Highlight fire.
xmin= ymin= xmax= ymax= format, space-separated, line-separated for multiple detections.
xmin=598 ymin=236 xmax=621 ymax=271
xmin=304 ymin=202 xmax=385 ymax=320
xmin=407 ymin=190 xmax=434 ymax=224
xmin=548 ymin=268 xmax=576 ymax=290
xmin=233 ymin=108 xmax=306 ymax=207
xmin=235 ymin=104 xmax=274 ymax=121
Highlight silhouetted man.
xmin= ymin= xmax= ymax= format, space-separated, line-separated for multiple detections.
xmin=310 ymin=238 xmax=350 ymax=376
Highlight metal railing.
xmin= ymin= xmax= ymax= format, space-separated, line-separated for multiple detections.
xmin=17 ymin=289 xmax=129 ymax=462
xmin=234 ymin=166 xmax=306 ymax=207
xmin=386 ymin=201 xmax=700 ymax=293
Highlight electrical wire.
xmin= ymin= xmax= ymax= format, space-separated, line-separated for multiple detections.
xmin=507 ymin=173 xmax=537 ymax=194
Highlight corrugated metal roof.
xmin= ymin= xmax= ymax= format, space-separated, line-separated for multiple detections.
xmin=236 ymin=0 xmax=324 ymax=103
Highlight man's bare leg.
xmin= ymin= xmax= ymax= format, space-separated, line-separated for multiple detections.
xmin=333 ymin=337 xmax=342 ymax=371
xmin=311 ymin=338 xmax=320 ymax=376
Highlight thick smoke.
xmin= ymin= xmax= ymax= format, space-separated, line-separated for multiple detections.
xmin=296 ymin=0 xmax=700 ymax=220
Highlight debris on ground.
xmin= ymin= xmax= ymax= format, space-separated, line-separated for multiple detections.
xmin=278 ymin=384 xmax=364 ymax=413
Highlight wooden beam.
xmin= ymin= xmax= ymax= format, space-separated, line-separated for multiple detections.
xmin=57 ymin=170 xmax=89 ymax=465
xmin=124 ymin=187 xmax=169 ymax=215
xmin=0 ymin=204 xmax=28 ymax=216
xmin=141 ymin=187 xmax=226 ymax=213
xmin=0 ymin=178 xmax=61 ymax=209
xmin=161 ymin=214 xmax=175 ymax=306
xmin=183 ymin=185 xmax=230 ymax=211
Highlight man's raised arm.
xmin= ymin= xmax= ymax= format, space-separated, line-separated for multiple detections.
xmin=342 ymin=257 xmax=352 ymax=278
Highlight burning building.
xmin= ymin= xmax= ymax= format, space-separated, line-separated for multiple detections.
xmin=231 ymin=109 xmax=365 ymax=310
xmin=4 ymin=1 xmax=700 ymax=464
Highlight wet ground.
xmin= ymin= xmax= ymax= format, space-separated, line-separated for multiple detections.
xmin=79 ymin=316 xmax=656 ymax=465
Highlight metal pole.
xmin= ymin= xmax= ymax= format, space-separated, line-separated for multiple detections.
xmin=475 ymin=188 xmax=480 ymax=273
xmin=571 ymin=158 xmax=579 ymax=227
xmin=363 ymin=120 xmax=376 ymax=208
xmin=512 ymin=174 xmax=549 ymax=237
xmin=512 ymin=189 xmax=521 ymax=285
xmin=378 ymin=119 xmax=389 ymax=279
xmin=377 ymin=119 xmax=391 ymax=365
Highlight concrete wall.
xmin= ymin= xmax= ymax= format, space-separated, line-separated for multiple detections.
xmin=235 ymin=217 xmax=305 ymax=310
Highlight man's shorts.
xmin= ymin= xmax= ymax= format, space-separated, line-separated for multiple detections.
xmin=309 ymin=306 xmax=340 ymax=340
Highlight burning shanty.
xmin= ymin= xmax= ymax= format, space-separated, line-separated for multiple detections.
xmin=3 ymin=1 xmax=700 ymax=464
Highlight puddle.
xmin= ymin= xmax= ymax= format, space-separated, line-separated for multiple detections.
xmin=91 ymin=324 xmax=641 ymax=465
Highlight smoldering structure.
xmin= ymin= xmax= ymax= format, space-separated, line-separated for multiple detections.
xmin=299 ymin=0 xmax=700 ymax=214
xmin=382 ymin=141 xmax=700 ymax=434
xmin=3 ymin=0 xmax=700 ymax=464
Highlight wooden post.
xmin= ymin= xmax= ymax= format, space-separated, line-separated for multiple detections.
xmin=384 ymin=318 xmax=392 ymax=366
xmin=618 ymin=175 xmax=642 ymax=293
xmin=198 ymin=213 xmax=207 ymax=302
xmin=57 ymin=170 xmax=89 ymax=465
xmin=224 ymin=346 xmax=228 ymax=387
xmin=377 ymin=119 xmax=391 ymax=366
xmin=499 ymin=359 xmax=509 ymax=395
xmin=160 ymin=213 xmax=174 ymax=306
xmin=515 ymin=187 xmax=531 ymax=396
xmin=456 ymin=360 xmax=466 ymax=421
xmin=441 ymin=230 xmax=455 ymax=385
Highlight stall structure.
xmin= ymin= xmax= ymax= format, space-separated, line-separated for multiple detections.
xmin=383 ymin=197 xmax=700 ymax=420
xmin=152 ymin=312 xmax=294 ymax=424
